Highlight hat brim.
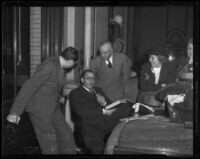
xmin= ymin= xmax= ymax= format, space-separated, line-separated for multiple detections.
xmin=110 ymin=19 xmax=123 ymax=27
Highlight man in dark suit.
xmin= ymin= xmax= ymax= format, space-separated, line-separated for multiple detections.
xmin=69 ymin=69 xmax=132 ymax=154
xmin=6 ymin=47 xmax=79 ymax=154
xmin=91 ymin=41 xmax=131 ymax=102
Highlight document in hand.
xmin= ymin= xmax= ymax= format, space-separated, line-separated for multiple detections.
xmin=132 ymin=103 xmax=155 ymax=116
xmin=105 ymin=100 xmax=124 ymax=110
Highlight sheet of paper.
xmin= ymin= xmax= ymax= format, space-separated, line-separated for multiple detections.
xmin=105 ymin=100 xmax=122 ymax=110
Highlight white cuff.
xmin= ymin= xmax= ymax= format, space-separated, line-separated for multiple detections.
xmin=102 ymin=108 xmax=106 ymax=115
xmin=103 ymin=101 xmax=107 ymax=107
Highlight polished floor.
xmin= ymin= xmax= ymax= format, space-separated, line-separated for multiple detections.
xmin=2 ymin=105 xmax=41 ymax=155
xmin=2 ymin=84 xmax=41 ymax=155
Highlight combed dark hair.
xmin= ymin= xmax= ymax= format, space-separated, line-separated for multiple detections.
xmin=188 ymin=38 xmax=193 ymax=45
xmin=80 ymin=69 xmax=95 ymax=78
xmin=60 ymin=47 xmax=79 ymax=62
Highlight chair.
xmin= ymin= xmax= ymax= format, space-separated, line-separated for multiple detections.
xmin=68 ymin=96 xmax=91 ymax=154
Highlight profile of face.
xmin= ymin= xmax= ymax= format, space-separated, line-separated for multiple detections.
xmin=81 ymin=71 xmax=95 ymax=89
xmin=99 ymin=43 xmax=113 ymax=61
xmin=187 ymin=42 xmax=193 ymax=59
xmin=61 ymin=57 xmax=76 ymax=68
xmin=149 ymin=55 xmax=161 ymax=68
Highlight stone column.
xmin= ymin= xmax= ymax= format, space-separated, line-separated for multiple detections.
xmin=84 ymin=7 xmax=92 ymax=69
xmin=63 ymin=7 xmax=77 ymax=131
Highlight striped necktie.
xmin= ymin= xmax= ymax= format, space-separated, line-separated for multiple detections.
xmin=107 ymin=59 xmax=112 ymax=68
xmin=89 ymin=88 xmax=95 ymax=94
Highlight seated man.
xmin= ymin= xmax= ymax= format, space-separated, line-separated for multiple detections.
xmin=69 ymin=69 xmax=132 ymax=154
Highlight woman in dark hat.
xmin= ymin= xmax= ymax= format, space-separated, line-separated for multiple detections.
xmin=155 ymin=38 xmax=193 ymax=123
xmin=137 ymin=46 xmax=177 ymax=107
xmin=139 ymin=47 xmax=176 ymax=92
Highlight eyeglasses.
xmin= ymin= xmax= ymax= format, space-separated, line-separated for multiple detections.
xmin=84 ymin=77 xmax=96 ymax=81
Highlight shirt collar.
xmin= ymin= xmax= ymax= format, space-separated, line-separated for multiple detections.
xmin=82 ymin=86 xmax=91 ymax=92
xmin=105 ymin=55 xmax=113 ymax=64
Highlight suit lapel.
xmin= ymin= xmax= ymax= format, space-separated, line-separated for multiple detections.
xmin=158 ymin=65 xmax=164 ymax=84
xmin=149 ymin=66 xmax=156 ymax=83
xmin=81 ymin=86 xmax=97 ymax=100
xmin=112 ymin=53 xmax=116 ymax=68
xmin=55 ymin=57 xmax=64 ymax=89
xmin=112 ymin=54 xmax=118 ymax=72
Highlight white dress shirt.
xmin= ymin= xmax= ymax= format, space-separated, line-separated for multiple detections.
xmin=151 ymin=67 xmax=161 ymax=84
xmin=105 ymin=55 xmax=113 ymax=66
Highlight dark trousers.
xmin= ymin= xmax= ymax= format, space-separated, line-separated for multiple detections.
xmin=83 ymin=103 xmax=132 ymax=154
xmin=105 ymin=103 xmax=132 ymax=132
xmin=29 ymin=108 xmax=76 ymax=154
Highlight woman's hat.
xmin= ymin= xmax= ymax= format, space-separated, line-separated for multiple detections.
xmin=149 ymin=46 xmax=168 ymax=57
xmin=110 ymin=15 xmax=123 ymax=27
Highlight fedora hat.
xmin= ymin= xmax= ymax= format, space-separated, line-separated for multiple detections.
xmin=110 ymin=15 xmax=123 ymax=27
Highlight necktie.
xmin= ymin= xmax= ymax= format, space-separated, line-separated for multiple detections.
xmin=89 ymin=88 xmax=95 ymax=95
xmin=107 ymin=59 xmax=112 ymax=68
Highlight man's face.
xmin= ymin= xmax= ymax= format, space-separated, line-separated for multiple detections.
xmin=62 ymin=58 xmax=76 ymax=68
xmin=81 ymin=72 xmax=95 ymax=89
xmin=187 ymin=43 xmax=193 ymax=59
xmin=99 ymin=43 xmax=113 ymax=61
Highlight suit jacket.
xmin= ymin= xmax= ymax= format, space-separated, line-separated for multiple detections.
xmin=140 ymin=62 xmax=176 ymax=92
xmin=69 ymin=86 xmax=112 ymax=130
xmin=90 ymin=53 xmax=131 ymax=101
xmin=9 ymin=56 xmax=65 ymax=122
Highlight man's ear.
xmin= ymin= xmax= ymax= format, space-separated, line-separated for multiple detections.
xmin=81 ymin=78 xmax=84 ymax=83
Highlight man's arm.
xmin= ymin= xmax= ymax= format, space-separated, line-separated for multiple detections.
xmin=122 ymin=55 xmax=131 ymax=83
xmin=8 ymin=61 xmax=53 ymax=118
xmin=95 ymin=87 xmax=112 ymax=104
xmin=69 ymin=91 xmax=104 ymax=118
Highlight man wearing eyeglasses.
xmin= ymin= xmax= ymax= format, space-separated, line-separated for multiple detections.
xmin=69 ymin=69 xmax=132 ymax=154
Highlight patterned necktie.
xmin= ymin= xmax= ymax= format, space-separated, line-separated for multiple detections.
xmin=89 ymin=88 xmax=95 ymax=94
xmin=107 ymin=59 xmax=112 ymax=68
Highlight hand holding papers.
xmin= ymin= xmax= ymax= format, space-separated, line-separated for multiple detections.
xmin=105 ymin=99 xmax=128 ymax=110
xmin=132 ymin=103 xmax=155 ymax=113
xmin=96 ymin=93 xmax=107 ymax=106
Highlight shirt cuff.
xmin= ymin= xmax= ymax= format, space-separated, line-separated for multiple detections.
xmin=103 ymin=101 xmax=107 ymax=107
xmin=102 ymin=108 xmax=106 ymax=115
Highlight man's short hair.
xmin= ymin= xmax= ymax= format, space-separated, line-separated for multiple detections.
xmin=60 ymin=47 xmax=79 ymax=62
xmin=80 ymin=69 xmax=95 ymax=78
xmin=99 ymin=41 xmax=113 ymax=48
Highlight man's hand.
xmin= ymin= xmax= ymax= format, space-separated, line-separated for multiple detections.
xmin=103 ymin=108 xmax=116 ymax=115
xmin=161 ymin=84 xmax=167 ymax=87
xmin=96 ymin=93 xmax=106 ymax=106
xmin=59 ymin=96 xmax=66 ymax=104
xmin=7 ymin=114 xmax=20 ymax=124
